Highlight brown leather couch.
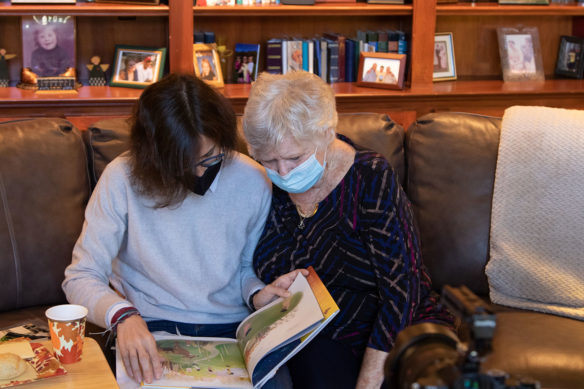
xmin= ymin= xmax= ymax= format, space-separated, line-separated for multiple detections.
xmin=1 ymin=112 xmax=582 ymax=387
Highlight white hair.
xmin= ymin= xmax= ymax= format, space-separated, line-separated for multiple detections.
xmin=242 ymin=71 xmax=338 ymax=157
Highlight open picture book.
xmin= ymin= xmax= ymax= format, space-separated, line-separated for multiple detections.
xmin=123 ymin=266 xmax=338 ymax=389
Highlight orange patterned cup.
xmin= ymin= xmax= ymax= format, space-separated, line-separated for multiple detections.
xmin=45 ymin=304 xmax=88 ymax=364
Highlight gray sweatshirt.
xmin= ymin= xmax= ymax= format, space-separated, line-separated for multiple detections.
xmin=63 ymin=152 xmax=271 ymax=329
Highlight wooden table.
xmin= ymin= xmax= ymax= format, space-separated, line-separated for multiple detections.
xmin=26 ymin=337 xmax=119 ymax=389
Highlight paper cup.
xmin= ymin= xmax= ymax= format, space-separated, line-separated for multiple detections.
xmin=45 ymin=304 xmax=88 ymax=364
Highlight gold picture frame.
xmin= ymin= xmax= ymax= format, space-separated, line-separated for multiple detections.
xmin=193 ymin=43 xmax=224 ymax=88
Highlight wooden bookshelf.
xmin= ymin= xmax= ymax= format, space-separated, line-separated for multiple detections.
xmin=0 ymin=0 xmax=583 ymax=127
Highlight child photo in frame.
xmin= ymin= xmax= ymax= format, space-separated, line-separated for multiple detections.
xmin=555 ymin=35 xmax=584 ymax=79
xmin=193 ymin=43 xmax=223 ymax=88
xmin=21 ymin=15 xmax=76 ymax=78
xmin=497 ymin=27 xmax=544 ymax=82
xmin=433 ymin=32 xmax=456 ymax=81
xmin=110 ymin=45 xmax=166 ymax=88
xmin=357 ymin=52 xmax=406 ymax=90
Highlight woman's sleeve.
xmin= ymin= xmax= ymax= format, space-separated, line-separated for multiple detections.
xmin=360 ymin=162 xmax=453 ymax=352
xmin=62 ymin=164 xmax=131 ymax=328
xmin=239 ymin=173 xmax=272 ymax=306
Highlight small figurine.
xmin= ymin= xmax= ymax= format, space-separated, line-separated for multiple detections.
xmin=86 ymin=56 xmax=109 ymax=86
xmin=0 ymin=48 xmax=17 ymax=87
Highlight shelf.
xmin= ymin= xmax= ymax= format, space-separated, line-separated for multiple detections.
xmin=193 ymin=3 xmax=412 ymax=16
xmin=437 ymin=2 xmax=584 ymax=16
xmin=0 ymin=3 xmax=169 ymax=16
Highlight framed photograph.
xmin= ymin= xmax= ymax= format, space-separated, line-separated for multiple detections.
xmin=234 ymin=43 xmax=260 ymax=84
xmin=21 ymin=15 xmax=76 ymax=79
xmin=433 ymin=32 xmax=456 ymax=81
xmin=497 ymin=26 xmax=545 ymax=82
xmin=555 ymin=35 xmax=584 ymax=79
xmin=498 ymin=0 xmax=548 ymax=4
xmin=94 ymin=0 xmax=159 ymax=4
xmin=110 ymin=45 xmax=166 ymax=89
xmin=357 ymin=52 xmax=406 ymax=90
xmin=193 ymin=43 xmax=224 ymax=88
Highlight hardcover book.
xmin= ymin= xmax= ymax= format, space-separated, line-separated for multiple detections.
xmin=118 ymin=267 xmax=339 ymax=389
xmin=265 ymin=39 xmax=283 ymax=75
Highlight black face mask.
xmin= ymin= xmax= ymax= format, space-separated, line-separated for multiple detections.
xmin=191 ymin=161 xmax=222 ymax=196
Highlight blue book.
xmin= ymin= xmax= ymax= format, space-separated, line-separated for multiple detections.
xmin=302 ymin=40 xmax=309 ymax=72
xmin=345 ymin=38 xmax=356 ymax=82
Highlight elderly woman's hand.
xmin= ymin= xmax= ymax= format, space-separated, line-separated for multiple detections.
xmin=252 ymin=268 xmax=309 ymax=309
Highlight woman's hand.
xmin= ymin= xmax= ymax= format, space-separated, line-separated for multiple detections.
xmin=252 ymin=268 xmax=309 ymax=309
xmin=116 ymin=314 xmax=162 ymax=384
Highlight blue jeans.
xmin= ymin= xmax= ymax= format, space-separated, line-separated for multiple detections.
xmin=146 ymin=320 xmax=292 ymax=389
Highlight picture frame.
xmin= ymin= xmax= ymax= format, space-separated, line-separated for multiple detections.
xmin=433 ymin=32 xmax=456 ymax=81
xmin=21 ymin=15 xmax=76 ymax=80
xmin=110 ymin=45 xmax=166 ymax=89
xmin=498 ymin=0 xmax=549 ymax=4
xmin=94 ymin=0 xmax=159 ymax=4
xmin=234 ymin=43 xmax=260 ymax=84
xmin=193 ymin=43 xmax=224 ymax=88
xmin=555 ymin=35 xmax=584 ymax=79
xmin=357 ymin=52 xmax=406 ymax=90
xmin=497 ymin=26 xmax=545 ymax=82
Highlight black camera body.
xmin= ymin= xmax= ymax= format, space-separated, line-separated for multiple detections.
xmin=384 ymin=286 xmax=540 ymax=389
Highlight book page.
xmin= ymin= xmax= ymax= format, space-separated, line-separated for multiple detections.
xmin=235 ymin=272 xmax=324 ymax=380
xmin=142 ymin=335 xmax=252 ymax=389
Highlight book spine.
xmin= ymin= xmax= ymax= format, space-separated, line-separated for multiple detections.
xmin=266 ymin=40 xmax=283 ymax=74
xmin=302 ymin=40 xmax=309 ymax=72
xmin=327 ymin=41 xmax=339 ymax=83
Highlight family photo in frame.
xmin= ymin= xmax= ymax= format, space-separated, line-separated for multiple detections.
xmin=433 ymin=32 xmax=456 ymax=81
xmin=193 ymin=43 xmax=224 ymax=88
xmin=497 ymin=26 xmax=544 ymax=82
xmin=110 ymin=45 xmax=166 ymax=88
xmin=20 ymin=15 xmax=76 ymax=87
xmin=357 ymin=52 xmax=406 ymax=90
xmin=555 ymin=35 xmax=584 ymax=79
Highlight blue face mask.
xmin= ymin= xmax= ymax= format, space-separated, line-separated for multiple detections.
xmin=265 ymin=150 xmax=326 ymax=194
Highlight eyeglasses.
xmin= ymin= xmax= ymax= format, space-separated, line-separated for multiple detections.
xmin=195 ymin=152 xmax=224 ymax=168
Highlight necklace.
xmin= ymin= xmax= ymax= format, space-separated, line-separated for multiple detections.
xmin=296 ymin=203 xmax=318 ymax=230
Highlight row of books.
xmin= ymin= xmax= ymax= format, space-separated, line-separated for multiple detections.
xmin=265 ymin=30 xmax=408 ymax=83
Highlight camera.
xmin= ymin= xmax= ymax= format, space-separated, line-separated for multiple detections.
xmin=384 ymin=286 xmax=540 ymax=389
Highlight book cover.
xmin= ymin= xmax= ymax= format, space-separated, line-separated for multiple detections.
xmin=234 ymin=43 xmax=260 ymax=83
xmin=266 ymin=39 xmax=283 ymax=75
xmin=286 ymin=40 xmax=303 ymax=73
xmin=130 ymin=267 xmax=338 ymax=389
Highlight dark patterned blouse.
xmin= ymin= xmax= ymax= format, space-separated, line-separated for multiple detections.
xmin=253 ymin=135 xmax=453 ymax=358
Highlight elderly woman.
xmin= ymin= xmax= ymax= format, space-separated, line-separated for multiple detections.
xmin=243 ymin=71 xmax=452 ymax=389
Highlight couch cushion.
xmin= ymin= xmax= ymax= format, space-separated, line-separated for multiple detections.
xmin=90 ymin=113 xmax=406 ymax=187
xmin=0 ymin=118 xmax=90 ymax=311
xmin=482 ymin=311 xmax=584 ymax=387
xmin=86 ymin=118 xmax=131 ymax=187
xmin=336 ymin=113 xmax=405 ymax=186
xmin=406 ymin=113 xmax=501 ymax=296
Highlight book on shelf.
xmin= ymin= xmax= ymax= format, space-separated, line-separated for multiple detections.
xmin=120 ymin=267 xmax=338 ymax=389
xmin=285 ymin=40 xmax=304 ymax=73
xmin=266 ymin=39 xmax=283 ymax=75
xmin=323 ymin=33 xmax=346 ymax=82
xmin=234 ymin=43 xmax=261 ymax=83
xmin=366 ymin=0 xmax=404 ymax=4
xmin=325 ymin=39 xmax=339 ymax=83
